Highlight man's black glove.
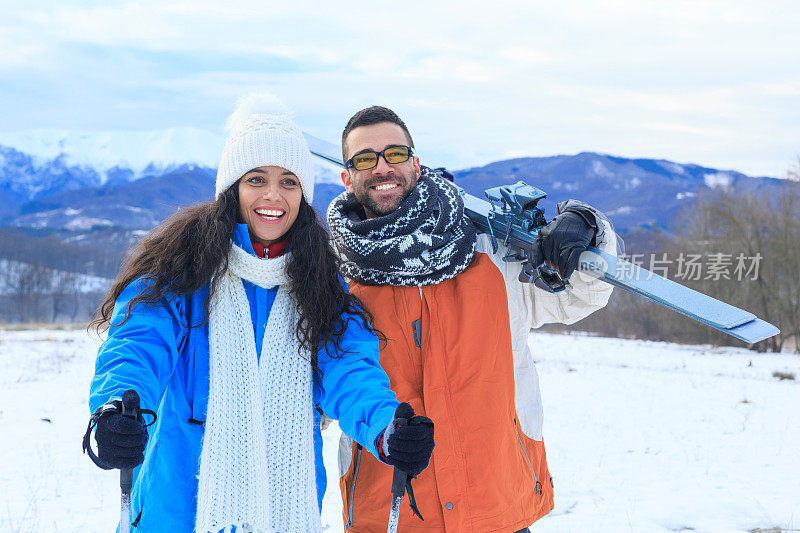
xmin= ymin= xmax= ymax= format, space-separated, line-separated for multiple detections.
xmin=85 ymin=389 xmax=149 ymax=470
xmin=531 ymin=208 xmax=598 ymax=279
xmin=383 ymin=402 xmax=434 ymax=476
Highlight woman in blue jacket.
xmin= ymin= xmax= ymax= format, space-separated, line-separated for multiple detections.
xmin=85 ymin=95 xmax=434 ymax=532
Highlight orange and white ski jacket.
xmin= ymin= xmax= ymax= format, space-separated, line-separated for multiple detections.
xmin=338 ymin=219 xmax=618 ymax=532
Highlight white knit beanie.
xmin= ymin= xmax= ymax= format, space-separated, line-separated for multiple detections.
xmin=216 ymin=94 xmax=314 ymax=203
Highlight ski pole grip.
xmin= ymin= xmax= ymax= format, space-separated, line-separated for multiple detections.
xmin=391 ymin=465 xmax=407 ymax=499
xmin=121 ymin=389 xmax=140 ymax=419
xmin=119 ymin=389 xmax=140 ymax=493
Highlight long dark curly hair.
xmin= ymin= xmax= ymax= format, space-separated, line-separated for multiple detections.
xmin=90 ymin=183 xmax=381 ymax=377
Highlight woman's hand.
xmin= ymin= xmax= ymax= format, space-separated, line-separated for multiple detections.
xmin=93 ymin=390 xmax=149 ymax=470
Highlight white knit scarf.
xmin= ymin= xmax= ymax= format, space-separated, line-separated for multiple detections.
xmin=196 ymin=244 xmax=320 ymax=533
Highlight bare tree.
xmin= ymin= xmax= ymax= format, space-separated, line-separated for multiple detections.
xmin=52 ymin=270 xmax=81 ymax=322
xmin=665 ymin=181 xmax=800 ymax=352
xmin=8 ymin=261 xmax=53 ymax=322
xmin=788 ymin=156 xmax=800 ymax=182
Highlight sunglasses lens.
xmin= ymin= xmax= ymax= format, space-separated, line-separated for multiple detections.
xmin=348 ymin=146 xmax=411 ymax=170
xmin=384 ymin=146 xmax=410 ymax=164
xmin=352 ymin=152 xmax=378 ymax=170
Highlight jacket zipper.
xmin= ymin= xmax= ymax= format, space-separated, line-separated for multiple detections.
xmin=514 ymin=419 xmax=542 ymax=495
xmin=345 ymin=444 xmax=363 ymax=530
xmin=411 ymin=286 xmax=423 ymax=348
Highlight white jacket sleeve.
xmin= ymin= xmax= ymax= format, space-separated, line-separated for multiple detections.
xmin=474 ymin=205 xmax=620 ymax=441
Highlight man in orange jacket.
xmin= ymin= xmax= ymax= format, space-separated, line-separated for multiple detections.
xmin=327 ymin=106 xmax=620 ymax=532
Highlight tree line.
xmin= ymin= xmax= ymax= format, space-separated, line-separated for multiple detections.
xmin=0 ymin=260 xmax=108 ymax=323
xmin=2 ymin=165 xmax=798 ymax=353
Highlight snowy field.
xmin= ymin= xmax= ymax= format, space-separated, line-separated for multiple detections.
xmin=1 ymin=328 xmax=798 ymax=533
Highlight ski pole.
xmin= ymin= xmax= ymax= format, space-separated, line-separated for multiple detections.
xmin=386 ymin=416 xmax=408 ymax=533
xmin=119 ymin=390 xmax=140 ymax=533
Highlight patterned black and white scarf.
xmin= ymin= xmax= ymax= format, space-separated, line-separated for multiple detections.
xmin=327 ymin=167 xmax=477 ymax=286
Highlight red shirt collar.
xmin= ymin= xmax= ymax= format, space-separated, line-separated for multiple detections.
xmin=251 ymin=238 xmax=288 ymax=259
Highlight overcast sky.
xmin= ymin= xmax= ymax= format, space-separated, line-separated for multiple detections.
xmin=1 ymin=0 xmax=798 ymax=176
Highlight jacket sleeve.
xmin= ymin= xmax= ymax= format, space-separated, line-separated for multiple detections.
xmin=476 ymin=200 xmax=621 ymax=329
xmin=89 ymin=278 xmax=187 ymax=414
xmin=475 ymin=203 xmax=621 ymax=440
xmin=314 ymin=312 xmax=398 ymax=461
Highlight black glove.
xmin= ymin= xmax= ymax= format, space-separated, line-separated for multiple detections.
xmin=383 ymin=402 xmax=434 ymax=476
xmin=531 ymin=208 xmax=598 ymax=279
xmin=91 ymin=390 xmax=149 ymax=470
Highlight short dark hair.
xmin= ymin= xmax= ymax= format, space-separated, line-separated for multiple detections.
xmin=341 ymin=106 xmax=414 ymax=160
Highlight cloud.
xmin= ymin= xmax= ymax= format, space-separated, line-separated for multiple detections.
xmin=1 ymin=0 xmax=799 ymax=176
xmin=398 ymin=56 xmax=500 ymax=83
xmin=498 ymin=46 xmax=553 ymax=64
xmin=756 ymin=81 xmax=800 ymax=97
xmin=0 ymin=27 xmax=55 ymax=70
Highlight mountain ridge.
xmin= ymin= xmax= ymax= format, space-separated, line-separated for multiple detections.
xmin=0 ymin=127 xmax=223 ymax=177
xmin=0 ymin=132 xmax=785 ymax=236
xmin=452 ymin=151 xmax=784 ymax=231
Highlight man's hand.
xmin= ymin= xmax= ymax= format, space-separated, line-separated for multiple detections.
xmin=382 ymin=402 xmax=435 ymax=476
xmin=531 ymin=208 xmax=598 ymax=279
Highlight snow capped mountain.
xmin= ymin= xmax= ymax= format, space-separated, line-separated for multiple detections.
xmin=0 ymin=128 xmax=344 ymax=196
xmin=0 ymin=127 xmax=223 ymax=180
xmin=0 ymin=128 xmax=345 ymax=232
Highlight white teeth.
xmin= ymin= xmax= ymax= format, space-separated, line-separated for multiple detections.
xmin=374 ymin=183 xmax=397 ymax=191
xmin=255 ymin=209 xmax=285 ymax=217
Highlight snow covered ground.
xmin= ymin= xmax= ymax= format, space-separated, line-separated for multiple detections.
xmin=0 ymin=328 xmax=797 ymax=532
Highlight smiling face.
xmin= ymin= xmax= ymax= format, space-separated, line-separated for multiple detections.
xmin=341 ymin=122 xmax=421 ymax=218
xmin=237 ymin=165 xmax=303 ymax=246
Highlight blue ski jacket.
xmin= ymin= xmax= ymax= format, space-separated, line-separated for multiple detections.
xmin=89 ymin=224 xmax=398 ymax=531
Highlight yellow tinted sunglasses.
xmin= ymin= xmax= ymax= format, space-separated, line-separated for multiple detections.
xmin=345 ymin=145 xmax=413 ymax=171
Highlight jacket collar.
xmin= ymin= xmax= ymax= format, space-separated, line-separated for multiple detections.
xmin=233 ymin=223 xmax=257 ymax=256
xmin=233 ymin=223 xmax=288 ymax=259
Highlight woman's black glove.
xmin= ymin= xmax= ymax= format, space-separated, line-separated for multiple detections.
xmin=531 ymin=207 xmax=598 ymax=279
xmin=383 ymin=402 xmax=434 ymax=476
xmin=83 ymin=389 xmax=151 ymax=470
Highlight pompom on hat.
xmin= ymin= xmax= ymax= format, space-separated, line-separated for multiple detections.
xmin=216 ymin=94 xmax=314 ymax=203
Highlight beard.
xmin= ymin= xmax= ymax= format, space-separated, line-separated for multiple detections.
xmin=352 ymin=169 xmax=418 ymax=217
